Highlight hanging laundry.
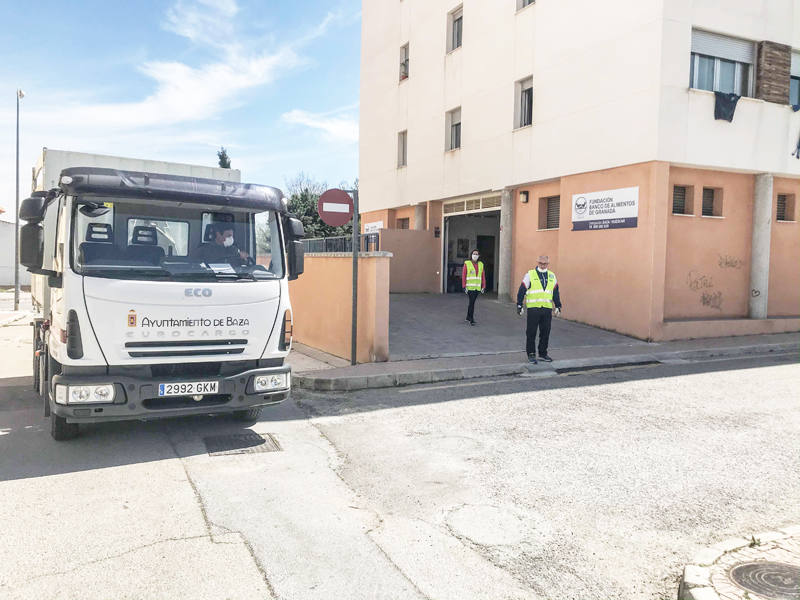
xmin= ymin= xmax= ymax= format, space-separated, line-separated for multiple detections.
xmin=714 ymin=92 xmax=741 ymax=122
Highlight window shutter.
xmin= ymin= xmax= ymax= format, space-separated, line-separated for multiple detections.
xmin=692 ymin=30 xmax=754 ymax=64
xmin=546 ymin=196 xmax=560 ymax=229
xmin=673 ymin=186 xmax=687 ymax=214
xmin=777 ymin=195 xmax=787 ymax=221
xmin=702 ymin=188 xmax=714 ymax=216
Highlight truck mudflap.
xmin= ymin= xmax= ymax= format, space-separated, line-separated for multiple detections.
xmin=50 ymin=365 xmax=290 ymax=423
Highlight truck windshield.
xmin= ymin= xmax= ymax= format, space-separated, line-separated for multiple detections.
xmin=71 ymin=196 xmax=284 ymax=281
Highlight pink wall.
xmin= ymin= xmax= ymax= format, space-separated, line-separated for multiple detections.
xmin=558 ymin=162 xmax=669 ymax=340
xmin=380 ymin=229 xmax=441 ymax=293
xmin=512 ymin=181 xmax=561 ymax=290
xmin=289 ymin=253 xmax=391 ymax=362
xmin=664 ymin=168 xmax=755 ymax=320
xmin=769 ymin=177 xmax=800 ymax=316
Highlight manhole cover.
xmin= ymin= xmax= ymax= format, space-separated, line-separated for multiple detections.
xmin=203 ymin=432 xmax=281 ymax=456
xmin=729 ymin=561 xmax=800 ymax=600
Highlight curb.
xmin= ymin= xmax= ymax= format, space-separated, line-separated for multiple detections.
xmin=294 ymin=341 xmax=798 ymax=392
xmin=0 ymin=313 xmax=33 ymax=328
xmin=678 ymin=525 xmax=800 ymax=600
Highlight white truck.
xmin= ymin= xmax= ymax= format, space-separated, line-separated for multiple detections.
xmin=19 ymin=155 xmax=305 ymax=440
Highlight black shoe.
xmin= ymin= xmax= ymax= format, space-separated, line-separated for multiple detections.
xmin=539 ymin=354 xmax=553 ymax=362
xmin=470 ymin=320 xmax=476 ymax=326
xmin=527 ymin=354 xmax=538 ymax=364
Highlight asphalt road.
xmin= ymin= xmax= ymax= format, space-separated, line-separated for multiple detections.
xmin=0 ymin=320 xmax=798 ymax=599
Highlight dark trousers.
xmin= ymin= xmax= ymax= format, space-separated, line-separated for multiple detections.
xmin=466 ymin=290 xmax=480 ymax=322
xmin=526 ymin=307 xmax=552 ymax=356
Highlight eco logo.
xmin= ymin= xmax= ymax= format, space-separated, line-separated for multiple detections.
xmin=127 ymin=310 xmax=137 ymax=327
xmin=575 ymin=197 xmax=587 ymax=215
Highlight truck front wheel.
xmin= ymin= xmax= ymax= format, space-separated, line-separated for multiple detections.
xmin=232 ymin=407 xmax=262 ymax=422
xmin=50 ymin=413 xmax=79 ymax=441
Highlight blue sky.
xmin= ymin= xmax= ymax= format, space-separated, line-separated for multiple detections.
xmin=0 ymin=0 xmax=361 ymax=220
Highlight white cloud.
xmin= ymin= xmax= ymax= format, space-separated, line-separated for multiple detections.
xmin=0 ymin=0 xmax=358 ymax=218
xmin=282 ymin=108 xmax=359 ymax=144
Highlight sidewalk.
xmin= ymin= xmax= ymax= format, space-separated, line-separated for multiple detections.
xmin=292 ymin=332 xmax=799 ymax=391
xmin=678 ymin=525 xmax=800 ymax=600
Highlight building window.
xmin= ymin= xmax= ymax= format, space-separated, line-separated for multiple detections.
xmin=400 ymin=44 xmax=409 ymax=81
xmin=672 ymin=185 xmax=693 ymax=215
xmin=690 ymin=30 xmax=755 ymax=97
xmin=538 ymin=195 xmax=560 ymax=229
xmin=446 ymin=107 xmax=462 ymax=151
xmin=516 ymin=0 xmax=534 ymax=9
xmin=396 ymin=218 xmax=410 ymax=230
xmin=447 ymin=6 xmax=463 ymax=53
xmin=701 ymin=188 xmax=723 ymax=217
xmin=397 ymin=130 xmax=407 ymax=167
xmin=515 ymin=77 xmax=533 ymax=128
xmin=777 ymin=194 xmax=796 ymax=221
xmin=791 ymin=52 xmax=800 ymax=105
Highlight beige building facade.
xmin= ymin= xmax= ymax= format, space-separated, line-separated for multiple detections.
xmin=359 ymin=0 xmax=800 ymax=340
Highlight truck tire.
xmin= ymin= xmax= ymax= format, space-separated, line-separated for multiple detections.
xmin=32 ymin=351 xmax=40 ymax=392
xmin=232 ymin=407 xmax=262 ymax=422
xmin=50 ymin=413 xmax=79 ymax=441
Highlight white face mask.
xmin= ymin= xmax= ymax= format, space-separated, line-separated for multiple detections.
xmin=223 ymin=236 xmax=234 ymax=248
xmin=537 ymin=266 xmax=548 ymax=273
xmin=471 ymin=254 xmax=479 ymax=261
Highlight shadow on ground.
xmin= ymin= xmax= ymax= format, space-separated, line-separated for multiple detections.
xmin=0 ymin=376 xmax=297 ymax=483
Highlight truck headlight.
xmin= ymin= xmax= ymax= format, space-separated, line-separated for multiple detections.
xmin=58 ymin=384 xmax=116 ymax=404
xmin=253 ymin=373 xmax=288 ymax=392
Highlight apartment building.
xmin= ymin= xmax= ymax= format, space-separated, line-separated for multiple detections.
xmin=359 ymin=0 xmax=800 ymax=341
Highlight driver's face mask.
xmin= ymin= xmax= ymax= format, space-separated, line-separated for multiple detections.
xmin=223 ymin=235 xmax=234 ymax=248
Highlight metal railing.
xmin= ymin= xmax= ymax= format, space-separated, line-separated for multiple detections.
xmin=302 ymin=233 xmax=380 ymax=254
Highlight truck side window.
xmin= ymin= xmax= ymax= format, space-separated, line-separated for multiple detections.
xmin=55 ymin=199 xmax=67 ymax=273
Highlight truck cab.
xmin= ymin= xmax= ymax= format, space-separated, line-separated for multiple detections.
xmin=19 ymin=167 xmax=305 ymax=440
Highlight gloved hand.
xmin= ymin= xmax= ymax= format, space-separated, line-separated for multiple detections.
xmin=463 ymin=288 xmax=468 ymax=294
xmin=480 ymin=288 xmax=485 ymax=294
xmin=516 ymin=305 xmax=523 ymax=316
xmin=554 ymin=307 xmax=561 ymax=317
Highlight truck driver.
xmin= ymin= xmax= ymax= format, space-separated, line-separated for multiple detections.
xmin=192 ymin=222 xmax=250 ymax=263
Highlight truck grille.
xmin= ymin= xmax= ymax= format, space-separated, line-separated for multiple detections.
xmin=143 ymin=394 xmax=231 ymax=410
xmin=124 ymin=339 xmax=247 ymax=358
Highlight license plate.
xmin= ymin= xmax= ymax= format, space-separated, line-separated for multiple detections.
xmin=158 ymin=381 xmax=219 ymax=397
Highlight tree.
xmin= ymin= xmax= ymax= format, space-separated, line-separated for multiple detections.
xmin=217 ymin=147 xmax=231 ymax=169
xmin=285 ymin=173 xmax=354 ymax=239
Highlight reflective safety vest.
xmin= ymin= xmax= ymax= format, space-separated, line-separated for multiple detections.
xmin=526 ymin=269 xmax=556 ymax=308
xmin=465 ymin=261 xmax=484 ymax=291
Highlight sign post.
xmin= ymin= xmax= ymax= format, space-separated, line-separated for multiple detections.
xmin=317 ymin=189 xmax=359 ymax=365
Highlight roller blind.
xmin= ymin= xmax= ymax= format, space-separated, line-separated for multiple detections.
xmin=692 ymin=30 xmax=755 ymax=64
xmin=792 ymin=52 xmax=800 ymax=78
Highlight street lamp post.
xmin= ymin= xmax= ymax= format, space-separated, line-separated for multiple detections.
xmin=14 ymin=89 xmax=24 ymax=311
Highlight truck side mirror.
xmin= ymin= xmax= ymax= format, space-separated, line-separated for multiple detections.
xmin=287 ymin=217 xmax=305 ymax=239
xmin=19 ymin=196 xmax=47 ymax=224
xmin=287 ymin=239 xmax=304 ymax=281
xmin=20 ymin=223 xmax=44 ymax=270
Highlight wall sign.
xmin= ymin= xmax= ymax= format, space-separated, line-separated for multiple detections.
xmin=571 ymin=186 xmax=639 ymax=231
xmin=364 ymin=221 xmax=383 ymax=234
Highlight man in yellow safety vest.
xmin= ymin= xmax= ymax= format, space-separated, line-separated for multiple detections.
xmin=462 ymin=249 xmax=486 ymax=325
xmin=515 ymin=255 xmax=561 ymax=364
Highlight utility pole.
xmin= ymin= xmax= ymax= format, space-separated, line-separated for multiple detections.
xmin=14 ymin=89 xmax=24 ymax=311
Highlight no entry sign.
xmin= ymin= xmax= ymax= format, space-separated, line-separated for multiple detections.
xmin=318 ymin=189 xmax=354 ymax=227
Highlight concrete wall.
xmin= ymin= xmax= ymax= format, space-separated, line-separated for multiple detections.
xmin=288 ymin=253 xmax=391 ymax=363
xmin=0 ymin=221 xmax=31 ymax=287
xmin=769 ymin=177 xmax=800 ymax=316
xmin=664 ymin=168 xmax=755 ymax=320
xmin=380 ymin=229 xmax=440 ymax=293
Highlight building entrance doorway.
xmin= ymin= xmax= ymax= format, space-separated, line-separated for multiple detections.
xmin=443 ymin=211 xmax=500 ymax=293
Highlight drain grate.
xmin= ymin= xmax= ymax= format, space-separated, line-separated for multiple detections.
xmin=555 ymin=360 xmax=660 ymax=375
xmin=203 ymin=432 xmax=282 ymax=456
xmin=729 ymin=561 xmax=800 ymax=600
